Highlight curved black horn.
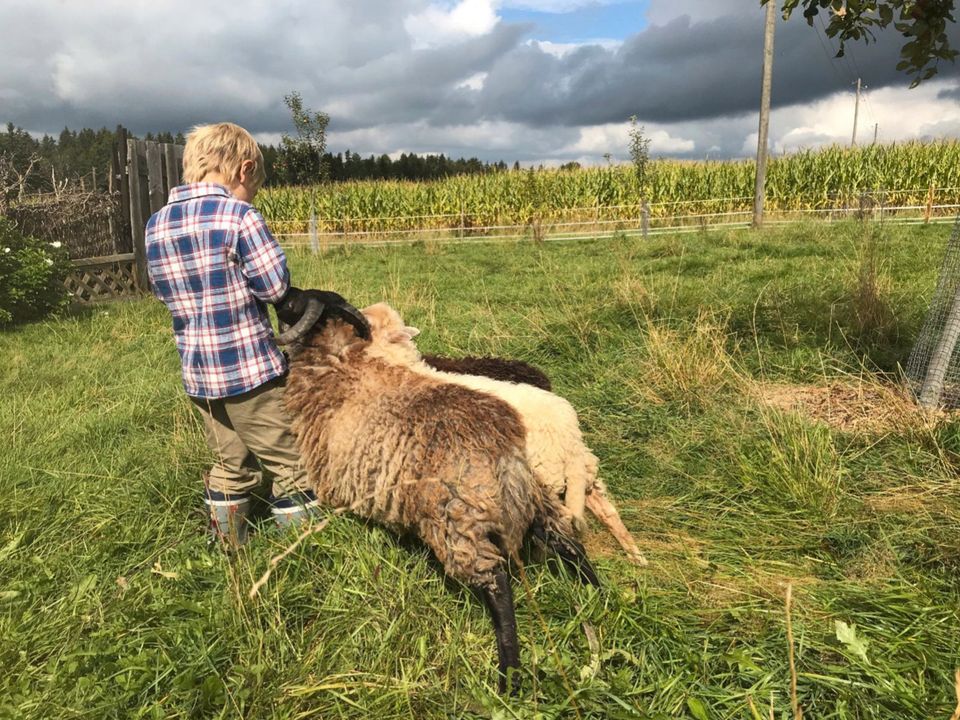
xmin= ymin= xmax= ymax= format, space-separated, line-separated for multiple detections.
xmin=330 ymin=301 xmax=371 ymax=340
xmin=275 ymin=297 xmax=325 ymax=345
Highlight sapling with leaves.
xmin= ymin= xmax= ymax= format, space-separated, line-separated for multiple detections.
xmin=629 ymin=117 xmax=652 ymax=234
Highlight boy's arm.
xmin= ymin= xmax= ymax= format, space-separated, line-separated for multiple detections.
xmin=237 ymin=206 xmax=371 ymax=340
xmin=235 ymin=207 xmax=290 ymax=303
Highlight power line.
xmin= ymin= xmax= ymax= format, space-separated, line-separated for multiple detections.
xmin=814 ymin=14 xmax=882 ymax=140
xmin=818 ymin=14 xmax=861 ymax=84
xmin=813 ymin=17 xmax=848 ymax=84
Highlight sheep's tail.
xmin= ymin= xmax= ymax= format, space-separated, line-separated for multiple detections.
xmin=533 ymin=492 xmax=600 ymax=587
xmin=584 ymin=480 xmax=648 ymax=567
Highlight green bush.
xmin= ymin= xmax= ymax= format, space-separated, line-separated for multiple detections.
xmin=0 ymin=217 xmax=71 ymax=326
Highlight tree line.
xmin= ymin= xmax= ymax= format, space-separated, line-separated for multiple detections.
xmin=0 ymin=122 xmax=516 ymax=198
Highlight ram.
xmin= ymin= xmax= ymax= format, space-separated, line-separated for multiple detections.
xmin=372 ymin=306 xmax=646 ymax=566
xmin=279 ymin=299 xmax=599 ymax=693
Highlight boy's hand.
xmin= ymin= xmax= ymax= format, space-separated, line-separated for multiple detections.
xmin=275 ymin=287 xmax=371 ymax=340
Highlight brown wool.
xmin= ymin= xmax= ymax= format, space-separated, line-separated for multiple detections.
xmin=284 ymin=314 xmax=575 ymax=589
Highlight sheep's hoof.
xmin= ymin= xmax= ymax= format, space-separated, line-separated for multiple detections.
xmin=499 ymin=666 xmax=521 ymax=696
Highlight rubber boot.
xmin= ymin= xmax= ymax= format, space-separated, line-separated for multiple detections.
xmin=205 ymin=490 xmax=253 ymax=550
xmin=270 ymin=489 xmax=321 ymax=529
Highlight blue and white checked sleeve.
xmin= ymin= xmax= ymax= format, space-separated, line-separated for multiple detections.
xmin=236 ymin=207 xmax=290 ymax=303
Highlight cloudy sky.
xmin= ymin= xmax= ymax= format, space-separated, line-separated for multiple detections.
xmin=3 ymin=0 xmax=960 ymax=164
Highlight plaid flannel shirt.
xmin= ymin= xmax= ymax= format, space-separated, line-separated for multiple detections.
xmin=145 ymin=183 xmax=290 ymax=399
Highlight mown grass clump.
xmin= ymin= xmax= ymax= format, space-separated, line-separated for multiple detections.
xmin=1 ymin=221 xmax=958 ymax=718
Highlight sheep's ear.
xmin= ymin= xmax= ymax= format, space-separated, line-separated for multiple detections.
xmin=404 ymin=325 xmax=421 ymax=339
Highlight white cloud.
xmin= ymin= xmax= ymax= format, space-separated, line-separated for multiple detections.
xmin=405 ymin=0 xmax=499 ymax=48
xmin=528 ymin=38 xmax=622 ymax=58
xmin=760 ymin=79 xmax=960 ymax=154
xmin=457 ymin=72 xmax=489 ymax=90
xmin=561 ymin=123 xmax=696 ymax=157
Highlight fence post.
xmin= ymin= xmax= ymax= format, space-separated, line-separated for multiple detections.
xmin=459 ymin=201 xmax=465 ymax=239
xmin=115 ymin=126 xmax=131 ymax=254
xmin=925 ymin=184 xmax=935 ymax=224
xmin=641 ymin=199 xmax=650 ymax=239
xmin=107 ymin=160 xmax=116 ymax=247
xmin=309 ymin=196 xmax=319 ymax=255
xmin=127 ymin=139 xmax=149 ymax=291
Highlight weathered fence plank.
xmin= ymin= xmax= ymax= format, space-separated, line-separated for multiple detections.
xmin=145 ymin=142 xmax=165 ymax=215
xmin=161 ymin=143 xmax=180 ymax=198
xmin=53 ymin=130 xmax=183 ymax=304
xmin=115 ymin=126 xmax=132 ymax=254
xmin=127 ymin=139 xmax=149 ymax=291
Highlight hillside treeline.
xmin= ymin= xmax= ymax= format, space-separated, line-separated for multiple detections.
xmin=0 ymin=123 xmax=511 ymax=195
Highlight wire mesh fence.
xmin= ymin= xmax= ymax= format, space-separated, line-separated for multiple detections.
xmin=905 ymin=213 xmax=960 ymax=409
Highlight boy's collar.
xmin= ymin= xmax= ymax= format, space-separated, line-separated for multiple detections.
xmin=168 ymin=182 xmax=233 ymax=204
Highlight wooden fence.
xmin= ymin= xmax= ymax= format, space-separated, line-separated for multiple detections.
xmin=66 ymin=130 xmax=183 ymax=304
xmin=272 ymin=189 xmax=960 ymax=250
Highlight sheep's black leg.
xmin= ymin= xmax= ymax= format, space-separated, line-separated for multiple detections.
xmin=531 ymin=523 xmax=601 ymax=588
xmin=480 ymin=568 xmax=520 ymax=695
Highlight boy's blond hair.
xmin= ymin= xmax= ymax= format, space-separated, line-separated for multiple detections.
xmin=182 ymin=122 xmax=266 ymax=188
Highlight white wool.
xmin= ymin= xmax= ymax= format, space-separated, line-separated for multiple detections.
xmin=360 ymin=302 xmax=647 ymax=566
xmin=362 ymin=302 xmax=597 ymax=527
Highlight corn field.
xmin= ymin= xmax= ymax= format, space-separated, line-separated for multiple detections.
xmin=257 ymin=141 xmax=960 ymax=235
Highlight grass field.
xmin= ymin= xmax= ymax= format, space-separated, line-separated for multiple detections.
xmin=2 ymin=221 xmax=960 ymax=719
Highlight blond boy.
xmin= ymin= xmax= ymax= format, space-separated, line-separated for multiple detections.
xmin=144 ymin=122 xmax=365 ymax=547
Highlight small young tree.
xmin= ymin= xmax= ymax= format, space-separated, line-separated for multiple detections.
xmin=628 ymin=117 xmax=653 ymax=237
xmin=628 ymin=116 xmax=651 ymax=198
xmin=275 ymin=91 xmax=330 ymax=185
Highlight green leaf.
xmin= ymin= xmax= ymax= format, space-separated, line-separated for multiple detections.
xmin=687 ymin=696 xmax=710 ymax=720
xmin=0 ymin=533 xmax=24 ymax=564
xmin=835 ymin=620 xmax=870 ymax=663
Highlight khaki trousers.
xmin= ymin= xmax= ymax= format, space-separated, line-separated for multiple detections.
xmin=190 ymin=377 xmax=309 ymax=498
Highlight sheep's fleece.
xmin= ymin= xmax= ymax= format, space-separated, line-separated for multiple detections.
xmin=284 ymin=309 xmax=576 ymax=590
xmin=363 ymin=303 xmax=647 ymax=565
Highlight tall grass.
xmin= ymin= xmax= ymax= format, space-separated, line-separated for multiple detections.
xmin=2 ymin=222 xmax=959 ymax=718
xmin=259 ymin=141 xmax=960 ymax=234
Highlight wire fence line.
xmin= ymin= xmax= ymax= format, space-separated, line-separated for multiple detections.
xmin=272 ymin=188 xmax=960 ymax=250
xmin=906 ymin=213 xmax=960 ymax=409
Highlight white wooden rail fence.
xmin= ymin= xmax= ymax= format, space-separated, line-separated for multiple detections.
xmin=271 ymin=188 xmax=960 ymax=251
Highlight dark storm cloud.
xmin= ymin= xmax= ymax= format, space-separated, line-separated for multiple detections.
xmin=1 ymin=0 xmax=957 ymax=160
xmin=473 ymin=13 xmax=960 ymax=127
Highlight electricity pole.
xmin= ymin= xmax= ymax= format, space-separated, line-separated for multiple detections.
xmin=852 ymin=78 xmax=861 ymax=146
xmin=753 ymin=1 xmax=776 ymax=229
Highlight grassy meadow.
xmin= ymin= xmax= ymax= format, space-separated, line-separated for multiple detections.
xmin=2 ymin=221 xmax=960 ymax=718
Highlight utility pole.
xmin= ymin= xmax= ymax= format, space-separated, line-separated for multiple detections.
xmin=753 ymin=1 xmax=776 ymax=228
xmin=873 ymin=122 xmax=879 ymax=145
xmin=852 ymin=78 xmax=861 ymax=146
